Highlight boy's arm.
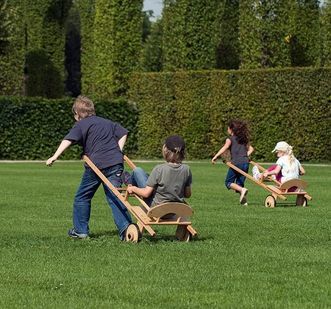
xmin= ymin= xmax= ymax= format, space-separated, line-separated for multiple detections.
xmin=212 ymin=138 xmax=231 ymax=163
xmin=118 ymin=134 xmax=127 ymax=151
xmin=127 ymin=185 xmax=154 ymax=198
xmin=46 ymin=140 xmax=72 ymax=166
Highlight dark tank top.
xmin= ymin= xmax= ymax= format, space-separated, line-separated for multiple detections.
xmin=230 ymin=136 xmax=249 ymax=164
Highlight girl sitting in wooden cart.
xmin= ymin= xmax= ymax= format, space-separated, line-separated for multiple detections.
xmin=252 ymin=141 xmax=305 ymax=184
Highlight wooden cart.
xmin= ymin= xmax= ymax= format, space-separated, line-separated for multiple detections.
xmin=83 ymin=155 xmax=197 ymax=242
xmin=224 ymin=159 xmax=312 ymax=208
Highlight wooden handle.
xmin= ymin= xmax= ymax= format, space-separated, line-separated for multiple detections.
xmin=123 ymin=155 xmax=136 ymax=170
xmin=226 ymin=161 xmax=286 ymax=200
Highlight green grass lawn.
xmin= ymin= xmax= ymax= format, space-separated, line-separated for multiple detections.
xmin=0 ymin=161 xmax=330 ymax=308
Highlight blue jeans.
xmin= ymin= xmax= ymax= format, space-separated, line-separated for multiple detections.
xmin=225 ymin=163 xmax=249 ymax=189
xmin=131 ymin=167 xmax=153 ymax=206
xmin=73 ymin=164 xmax=132 ymax=238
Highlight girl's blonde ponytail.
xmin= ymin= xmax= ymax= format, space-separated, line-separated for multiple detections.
xmin=287 ymin=145 xmax=295 ymax=165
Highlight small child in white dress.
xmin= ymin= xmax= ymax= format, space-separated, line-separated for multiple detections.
xmin=252 ymin=141 xmax=305 ymax=183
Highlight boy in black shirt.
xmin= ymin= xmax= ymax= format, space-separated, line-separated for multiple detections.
xmin=46 ymin=96 xmax=132 ymax=239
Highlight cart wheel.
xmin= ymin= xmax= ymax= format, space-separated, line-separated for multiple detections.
xmin=176 ymin=225 xmax=192 ymax=242
xmin=265 ymin=195 xmax=276 ymax=208
xmin=296 ymin=195 xmax=307 ymax=207
xmin=125 ymin=224 xmax=142 ymax=243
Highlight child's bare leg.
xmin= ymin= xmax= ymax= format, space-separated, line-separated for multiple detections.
xmin=230 ymin=183 xmax=242 ymax=192
xmin=230 ymin=183 xmax=248 ymax=204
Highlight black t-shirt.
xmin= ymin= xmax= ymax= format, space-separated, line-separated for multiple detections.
xmin=64 ymin=115 xmax=128 ymax=169
xmin=230 ymin=136 xmax=249 ymax=164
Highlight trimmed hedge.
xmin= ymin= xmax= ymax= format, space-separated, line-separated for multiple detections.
xmin=162 ymin=0 xmax=222 ymax=71
xmin=0 ymin=0 xmax=25 ymax=95
xmin=0 ymin=97 xmax=138 ymax=160
xmin=129 ymin=68 xmax=331 ymax=162
xmin=22 ymin=0 xmax=72 ymax=98
xmin=77 ymin=0 xmax=143 ymax=98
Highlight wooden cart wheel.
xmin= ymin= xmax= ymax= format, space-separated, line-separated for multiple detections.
xmin=175 ymin=225 xmax=192 ymax=242
xmin=296 ymin=195 xmax=307 ymax=207
xmin=125 ymin=224 xmax=142 ymax=243
xmin=265 ymin=195 xmax=276 ymax=208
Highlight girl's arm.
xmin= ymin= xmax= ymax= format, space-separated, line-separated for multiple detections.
xmin=184 ymin=186 xmax=192 ymax=198
xmin=46 ymin=140 xmax=72 ymax=166
xmin=299 ymin=165 xmax=305 ymax=175
xmin=263 ymin=165 xmax=281 ymax=177
xmin=212 ymin=138 xmax=231 ymax=163
xmin=118 ymin=134 xmax=127 ymax=151
xmin=247 ymin=145 xmax=254 ymax=157
xmin=127 ymin=185 xmax=154 ymax=198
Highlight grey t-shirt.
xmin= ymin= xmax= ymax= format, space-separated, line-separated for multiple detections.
xmin=146 ymin=163 xmax=192 ymax=206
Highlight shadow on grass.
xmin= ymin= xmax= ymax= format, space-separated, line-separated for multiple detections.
xmin=89 ymin=230 xmax=210 ymax=243
xmin=89 ymin=230 xmax=119 ymax=239
xmin=246 ymin=201 xmax=309 ymax=208
xmin=271 ymin=202 xmax=308 ymax=208
xmin=143 ymin=235 xmax=210 ymax=243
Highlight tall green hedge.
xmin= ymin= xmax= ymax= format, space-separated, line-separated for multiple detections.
xmin=22 ymin=0 xmax=72 ymax=98
xmin=217 ymin=0 xmax=240 ymax=69
xmin=141 ymin=18 xmax=163 ymax=72
xmin=0 ymin=97 xmax=138 ymax=159
xmin=129 ymin=68 xmax=331 ymax=162
xmin=289 ymin=0 xmax=320 ymax=67
xmin=239 ymin=0 xmax=292 ymax=68
xmin=237 ymin=0 xmax=322 ymax=69
xmin=78 ymin=0 xmax=143 ymax=98
xmin=0 ymin=1 xmax=25 ymax=95
xmin=162 ymin=0 xmax=223 ymax=71
xmin=321 ymin=0 xmax=331 ymax=66
xmin=76 ymin=0 xmax=95 ymax=95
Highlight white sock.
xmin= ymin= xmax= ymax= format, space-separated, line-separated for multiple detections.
xmin=252 ymin=165 xmax=261 ymax=180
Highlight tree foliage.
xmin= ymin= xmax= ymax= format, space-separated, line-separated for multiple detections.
xmin=75 ymin=0 xmax=95 ymax=96
xmin=0 ymin=0 xmax=14 ymax=52
xmin=65 ymin=5 xmax=81 ymax=97
xmin=0 ymin=0 xmax=24 ymax=95
xmin=0 ymin=0 xmax=330 ymax=99
xmin=216 ymin=0 xmax=240 ymax=69
xmin=141 ymin=19 xmax=163 ymax=72
xmin=22 ymin=0 xmax=72 ymax=98
xmin=239 ymin=0 xmax=292 ymax=69
xmin=319 ymin=0 xmax=331 ymax=66
xmin=289 ymin=0 xmax=320 ymax=67
xmin=129 ymin=68 xmax=331 ymax=161
xmin=78 ymin=0 xmax=143 ymax=98
xmin=162 ymin=0 xmax=223 ymax=70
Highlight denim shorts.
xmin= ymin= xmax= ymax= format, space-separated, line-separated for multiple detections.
xmin=225 ymin=162 xmax=249 ymax=189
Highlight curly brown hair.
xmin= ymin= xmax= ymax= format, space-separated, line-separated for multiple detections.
xmin=228 ymin=119 xmax=250 ymax=145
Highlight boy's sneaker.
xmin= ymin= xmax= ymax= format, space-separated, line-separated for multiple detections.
xmin=252 ymin=165 xmax=261 ymax=180
xmin=68 ymin=228 xmax=88 ymax=239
